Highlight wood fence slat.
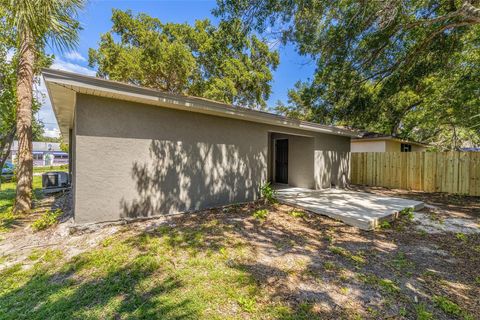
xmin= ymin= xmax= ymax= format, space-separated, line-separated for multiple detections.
xmin=351 ymin=151 xmax=478 ymax=196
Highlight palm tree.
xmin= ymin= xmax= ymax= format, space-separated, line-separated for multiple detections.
xmin=2 ymin=0 xmax=84 ymax=213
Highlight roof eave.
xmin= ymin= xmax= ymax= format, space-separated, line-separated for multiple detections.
xmin=42 ymin=68 xmax=362 ymax=138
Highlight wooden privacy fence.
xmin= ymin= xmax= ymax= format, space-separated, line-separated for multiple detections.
xmin=351 ymin=152 xmax=480 ymax=196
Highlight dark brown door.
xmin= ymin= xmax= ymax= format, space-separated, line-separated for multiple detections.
xmin=275 ymin=139 xmax=288 ymax=184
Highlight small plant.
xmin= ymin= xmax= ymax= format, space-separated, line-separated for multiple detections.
xmin=400 ymin=207 xmax=415 ymax=221
xmin=252 ymin=209 xmax=269 ymax=221
xmin=329 ymin=245 xmax=348 ymax=256
xmin=0 ymin=208 xmax=17 ymax=232
xmin=323 ymin=261 xmax=336 ymax=270
xmin=392 ymin=252 xmax=413 ymax=270
xmin=379 ymin=220 xmax=391 ymax=229
xmin=455 ymin=233 xmax=467 ymax=241
xmin=415 ymin=303 xmax=433 ymax=320
xmin=289 ymin=210 xmax=306 ymax=218
xmin=329 ymin=245 xmax=365 ymax=264
xmin=31 ymin=209 xmax=62 ymax=231
xmin=237 ymin=296 xmax=256 ymax=313
xmin=378 ymin=278 xmax=400 ymax=294
xmin=260 ymin=182 xmax=277 ymax=204
xmin=433 ymin=295 xmax=463 ymax=317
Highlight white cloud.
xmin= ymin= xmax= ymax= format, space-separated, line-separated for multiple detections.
xmin=35 ymin=58 xmax=96 ymax=134
xmin=64 ymin=51 xmax=87 ymax=62
xmin=50 ymin=58 xmax=96 ymax=76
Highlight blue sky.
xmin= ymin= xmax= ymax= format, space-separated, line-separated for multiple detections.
xmin=38 ymin=0 xmax=316 ymax=136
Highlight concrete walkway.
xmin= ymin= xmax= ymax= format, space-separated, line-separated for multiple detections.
xmin=276 ymin=187 xmax=424 ymax=230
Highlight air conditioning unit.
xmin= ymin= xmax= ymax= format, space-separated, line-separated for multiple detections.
xmin=42 ymin=171 xmax=69 ymax=190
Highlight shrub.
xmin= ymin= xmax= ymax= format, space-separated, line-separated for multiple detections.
xmin=31 ymin=209 xmax=62 ymax=231
xmin=260 ymin=182 xmax=276 ymax=204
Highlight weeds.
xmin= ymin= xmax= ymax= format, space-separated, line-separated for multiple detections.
xmin=323 ymin=261 xmax=336 ymax=271
xmin=237 ymin=296 xmax=257 ymax=313
xmin=0 ymin=208 xmax=18 ymax=232
xmin=378 ymin=278 xmax=400 ymax=294
xmin=260 ymin=182 xmax=276 ymax=204
xmin=433 ymin=295 xmax=469 ymax=318
xmin=289 ymin=210 xmax=306 ymax=218
xmin=379 ymin=221 xmax=391 ymax=229
xmin=391 ymin=252 xmax=413 ymax=271
xmin=329 ymin=246 xmax=366 ymax=264
xmin=455 ymin=233 xmax=467 ymax=241
xmin=31 ymin=209 xmax=62 ymax=231
xmin=400 ymin=207 xmax=414 ymax=221
xmin=252 ymin=209 xmax=269 ymax=221
xmin=416 ymin=303 xmax=433 ymax=320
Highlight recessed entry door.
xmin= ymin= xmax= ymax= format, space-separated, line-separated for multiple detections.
xmin=275 ymin=139 xmax=288 ymax=184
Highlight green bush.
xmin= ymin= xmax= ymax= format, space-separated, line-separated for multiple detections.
xmin=260 ymin=182 xmax=276 ymax=204
xmin=31 ymin=209 xmax=62 ymax=231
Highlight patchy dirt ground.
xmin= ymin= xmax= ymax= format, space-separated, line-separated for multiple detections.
xmin=0 ymin=189 xmax=479 ymax=319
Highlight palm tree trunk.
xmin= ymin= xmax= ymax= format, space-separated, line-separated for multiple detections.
xmin=14 ymin=28 xmax=35 ymax=214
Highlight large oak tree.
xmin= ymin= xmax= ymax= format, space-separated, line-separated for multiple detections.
xmin=89 ymin=10 xmax=279 ymax=109
xmin=215 ymin=0 xmax=480 ymax=149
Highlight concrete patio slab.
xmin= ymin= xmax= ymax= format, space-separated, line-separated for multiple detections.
xmin=275 ymin=187 xmax=424 ymax=230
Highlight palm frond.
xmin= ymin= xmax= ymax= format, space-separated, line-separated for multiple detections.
xmin=2 ymin=0 xmax=85 ymax=52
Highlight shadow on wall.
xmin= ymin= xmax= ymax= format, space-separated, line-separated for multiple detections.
xmin=315 ymin=151 xmax=350 ymax=189
xmin=121 ymin=139 xmax=267 ymax=219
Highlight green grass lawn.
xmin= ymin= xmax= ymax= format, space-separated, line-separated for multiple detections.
xmin=0 ymin=220 xmax=303 ymax=320
xmin=0 ymin=176 xmax=43 ymax=232
xmin=33 ymin=165 xmax=68 ymax=174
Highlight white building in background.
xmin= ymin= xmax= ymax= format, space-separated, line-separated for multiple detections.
xmin=351 ymin=133 xmax=428 ymax=153
xmin=9 ymin=141 xmax=68 ymax=166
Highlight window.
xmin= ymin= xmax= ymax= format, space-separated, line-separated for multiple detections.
xmin=33 ymin=153 xmax=43 ymax=160
xmin=401 ymin=143 xmax=412 ymax=152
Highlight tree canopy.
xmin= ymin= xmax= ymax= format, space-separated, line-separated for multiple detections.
xmin=89 ymin=9 xmax=279 ymax=109
xmin=215 ymin=0 xmax=480 ymax=149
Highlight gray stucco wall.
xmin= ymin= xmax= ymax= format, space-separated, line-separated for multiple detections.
xmin=73 ymin=94 xmax=350 ymax=223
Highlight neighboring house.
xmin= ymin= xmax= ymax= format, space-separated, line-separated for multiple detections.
xmin=351 ymin=133 xmax=427 ymax=153
xmin=9 ymin=141 xmax=68 ymax=166
xmin=43 ymin=68 xmax=361 ymax=224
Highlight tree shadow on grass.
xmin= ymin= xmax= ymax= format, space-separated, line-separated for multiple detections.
xmin=0 ymin=251 xmax=197 ymax=319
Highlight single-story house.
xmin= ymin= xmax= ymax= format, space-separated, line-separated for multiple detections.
xmin=43 ymin=68 xmax=361 ymax=224
xmin=351 ymin=133 xmax=427 ymax=153
xmin=9 ymin=141 xmax=68 ymax=166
